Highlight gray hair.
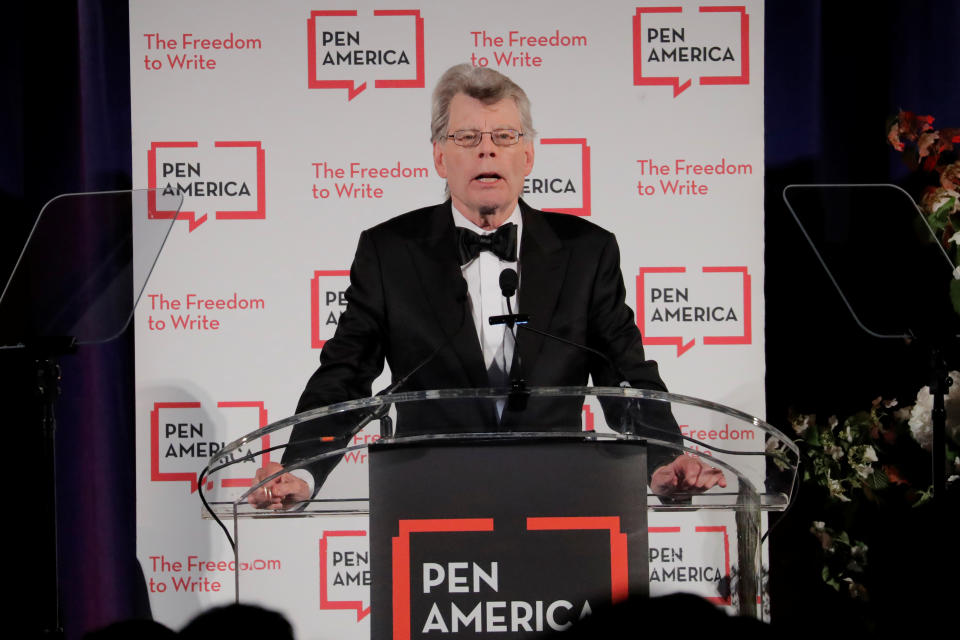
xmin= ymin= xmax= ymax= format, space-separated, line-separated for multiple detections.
xmin=430 ymin=64 xmax=536 ymax=143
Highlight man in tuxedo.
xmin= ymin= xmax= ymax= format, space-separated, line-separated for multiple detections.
xmin=250 ymin=64 xmax=725 ymax=508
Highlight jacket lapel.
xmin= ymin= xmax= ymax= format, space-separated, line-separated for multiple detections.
xmin=408 ymin=201 xmax=489 ymax=388
xmin=516 ymin=201 xmax=569 ymax=379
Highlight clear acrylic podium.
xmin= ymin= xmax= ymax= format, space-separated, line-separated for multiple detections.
xmin=203 ymin=387 xmax=797 ymax=635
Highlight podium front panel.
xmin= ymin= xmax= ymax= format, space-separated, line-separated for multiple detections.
xmin=369 ymin=439 xmax=647 ymax=640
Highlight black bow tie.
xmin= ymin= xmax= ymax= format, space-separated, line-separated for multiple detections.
xmin=455 ymin=223 xmax=518 ymax=266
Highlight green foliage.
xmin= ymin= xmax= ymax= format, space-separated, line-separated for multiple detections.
xmin=927 ymin=197 xmax=953 ymax=232
xmin=789 ymin=396 xmax=957 ymax=600
xmin=950 ymin=278 xmax=960 ymax=316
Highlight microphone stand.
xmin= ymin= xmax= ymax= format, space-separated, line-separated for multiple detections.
xmin=490 ymin=267 xmax=646 ymax=431
xmin=490 ymin=268 xmax=529 ymax=412
xmin=489 ymin=308 xmax=530 ymax=412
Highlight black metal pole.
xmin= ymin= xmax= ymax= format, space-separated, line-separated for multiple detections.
xmin=928 ymin=348 xmax=948 ymax=510
xmin=30 ymin=337 xmax=76 ymax=639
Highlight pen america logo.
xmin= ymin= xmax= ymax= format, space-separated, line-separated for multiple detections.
xmin=647 ymin=525 xmax=731 ymax=603
xmin=147 ymin=140 xmax=266 ymax=232
xmin=310 ymin=269 xmax=351 ymax=349
xmin=523 ymin=138 xmax=591 ymax=216
xmin=307 ymin=9 xmax=425 ymax=100
xmin=632 ymin=5 xmax=750 ymax=97
xmin=150 ymin=400 xmax=269 ymax=493
xmin=636 ymin=266 xmax=752 ymax=356
xmin=391 ymin=517 xmax=627 ymax=638
xmin=320 ymin=530 xmax=372 ymax=621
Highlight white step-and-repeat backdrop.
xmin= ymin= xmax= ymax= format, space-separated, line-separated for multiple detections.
xmin=130 ymin=1 xmax=764 ymax=636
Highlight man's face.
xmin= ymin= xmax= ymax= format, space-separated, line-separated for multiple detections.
xmin=433 ymin=93 xmax=535 ymax=225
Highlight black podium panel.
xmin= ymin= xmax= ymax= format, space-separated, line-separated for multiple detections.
xmin=369 ymin=438 xmax=648 ymax=639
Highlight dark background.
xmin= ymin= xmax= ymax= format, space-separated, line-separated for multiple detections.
xmin=3 ymin=1 xmax=957 ymax=637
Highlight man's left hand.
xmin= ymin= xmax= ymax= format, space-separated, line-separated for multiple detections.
xmin=651 ymin=454 xmax=727 ymax=497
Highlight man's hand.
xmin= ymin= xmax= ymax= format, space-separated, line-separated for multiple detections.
xmin=651 ymin=454 xmax=727 ymax=497
xmin=247 ymin=462 xmax=311 ymax=510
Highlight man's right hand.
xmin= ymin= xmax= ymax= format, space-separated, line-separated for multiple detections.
xmin=247 ymin=461 xmax=311 ymax=510
xmin=650 ymin=454 xmax=727 ymax=497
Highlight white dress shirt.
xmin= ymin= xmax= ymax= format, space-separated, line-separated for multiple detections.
xmin=451 ymin=202 xmax=521 ymax=382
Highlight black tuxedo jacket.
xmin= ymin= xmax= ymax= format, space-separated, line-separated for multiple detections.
xmin=284 ymin=200 xmax=681 ymax=484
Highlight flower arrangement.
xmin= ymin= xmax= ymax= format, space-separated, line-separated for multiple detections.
xmin=887 ymin=110 xmax=960 ymax=311
xmin=789 ymin=382 xmax=960 ymax=599
xmin=784 ymin=111 xmax=960 ymax=606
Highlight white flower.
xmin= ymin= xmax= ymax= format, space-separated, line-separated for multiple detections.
xmin=922 ymin=186 xmax=959 ymax=215
xmin=825 ymin=443 xmax=845 ymax=460
xmin=793 ymin=414 xmax=814 ymax=436
xmin=847 ymin=542 xmax=868 ymax=573
xmin=849 ymin=445 xmax=878 ymax=479
xmin=810 ymin=522 xmax=833 ymax=550
xmin=942 ymin=161 xmax=960 ymax=196
xmin=826 ymin=475 xmax=851 ymax=502
xmin=949 ymin=231 xmax=960 ymax=245
xmin=828 ymin=415 xmax=839 ymax=430
xmin=909 ymin=389 xmax=934 ymax=449
xmin=854 ymin=464 xmax=875 ymax=479
xmin=907 ymin=371 xmax=960 ymax=450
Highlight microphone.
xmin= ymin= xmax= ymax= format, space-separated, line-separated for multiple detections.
xmin=495 ymin=269 xmax=634 ymax=392
xmin=497 ymin=267 xmax=523 ymax=380
xmin=489 ymin=268 xmax=528 ymax=327
xmin=495 ymin=268 xmax=528 ymax=412
xmin=499 ymin=268 xmax=518 ymax=298
xmin=495 ymin=284 xmax=647 ymax=434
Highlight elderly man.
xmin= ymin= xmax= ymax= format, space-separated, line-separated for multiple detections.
xmin=251 ymin=63 xmax=725 ymax=508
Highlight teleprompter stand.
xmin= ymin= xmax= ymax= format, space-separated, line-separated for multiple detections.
xmin=0 ymin=190 xmax=182 ymax=638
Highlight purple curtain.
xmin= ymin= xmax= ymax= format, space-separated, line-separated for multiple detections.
xmin=3 ymin=3 xmax=142 ymax=638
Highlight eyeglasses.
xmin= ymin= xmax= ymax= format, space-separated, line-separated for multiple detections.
xmin=447 ymin=129 xmax=524 ymax=147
